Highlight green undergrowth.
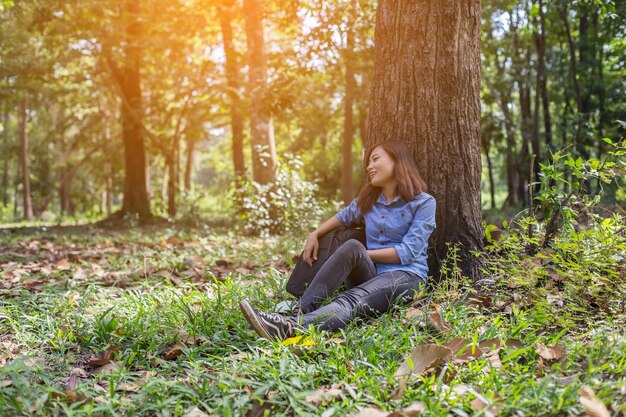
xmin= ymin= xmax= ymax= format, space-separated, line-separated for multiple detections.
xmin=1 ymin=208 xmax=625 ymax=416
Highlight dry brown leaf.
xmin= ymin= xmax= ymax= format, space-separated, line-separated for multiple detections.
xmin=388 ymin=402 xmax=426 ymax=416
xmin=56 ymin=259 xmax=71 ymax=270
xmin=245 ymin=399 xmax=272 ymax=417
xmin=470 ymin=396 xmax=502 ymax=417
xmin=353 ymin=407 xmax=389 ymax=417
xmin=428 ymin=303 xmax=451 ymax=333
xmin=305 ymin=385 xmax=345 ymax=406
xmin=479 ymin=338 xmax=502 ymax=353
xmin=91 ymin=361 xmax=120 ymax=375
xmin=49 ymin=390 xmax=89 ymax=405
xmin=579 ymin=387 xmax=611 ymax=417
xmin=483 ymin=348 xmax=502 ymax=371
xmin=394 ymin=344 xmax=453 ymax=379
xmin=445 ymin=338 xmax=483 ymax=363
xmin=88 ymin=346 xmax=119 ymax=367
xmin=66 ymin=368 xmax=88 ymax=391
xmin=405 ymin=307 xmax=423 ymax=319
xmin=163 ymin=342 xmax=185 ymax=361
xmin=185 ymin=407 xmax=210 ymax=417
xmin=536 ymin=343 xmax=566 ymax=362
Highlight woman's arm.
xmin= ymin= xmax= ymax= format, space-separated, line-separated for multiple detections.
xmin=367 ymin=247 xmax=400 ymax=264
xmin=302 ymin=216 xmax=342 ymax=266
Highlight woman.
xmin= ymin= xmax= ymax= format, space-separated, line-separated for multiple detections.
xmin=239 ymin=141 xmax=436 ymax=341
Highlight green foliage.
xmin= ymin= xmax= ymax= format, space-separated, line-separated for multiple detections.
xmin=1 ymin=222 xmax=626 ymax=416
xmin=237 ymin=154 xmax=341 ymax=238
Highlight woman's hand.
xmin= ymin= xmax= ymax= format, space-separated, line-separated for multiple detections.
xmin=302 ymin=232 xmax=319 ymax=267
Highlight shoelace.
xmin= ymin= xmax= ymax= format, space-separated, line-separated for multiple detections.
xmin=259 ymin=311 xmax=286 ymax=324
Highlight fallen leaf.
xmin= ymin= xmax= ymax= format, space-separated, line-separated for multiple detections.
xmin=445 ymin=338 xmax=483 ymax=363
xmin=428 ymin=304 xmax=451 ymax=333
xmin=305 ymin=385 xmax=345 ymax=406
xmin=49 ymin=390 xmax=89 ymax=405
xmin=163 ymin=342 xmax=185 ymax=360
xmin=245 ymin=399 xmax=272 ymax=417
xmin=394 ymin=344 xmax=453 ymax=379
xmin=388 ymin=401 xmax=426 ymax=416
xmin=185 ymin=407 xmax=210 ymax=417
xmin=470 ymin=396 xmax=502 ymax=417
xmin=91 ymin=361 xmax=121 ymax=375
xmin=536 ymin=343 xmax=566 ymax=362
xmin=484 ymin=349 xmax=502 ymax=371
xmin=88 ymin=346 xmax=119 ymax=367
xmin=66 ymin=368 xmax=88 ymax=391
xmin=56 ymin=259 xmax=71 ymax=270
xmin=354 ymin=407 xmax=389 ymax=417
xmin=579 ymin=387 xmax=610 ymax=417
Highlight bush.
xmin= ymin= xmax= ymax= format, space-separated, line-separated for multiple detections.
xmin=236 ymin=154 xmax=341 ymax=237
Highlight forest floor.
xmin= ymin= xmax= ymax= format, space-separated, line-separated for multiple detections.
xmin=0 ymin=221 xmax=625 ymax=417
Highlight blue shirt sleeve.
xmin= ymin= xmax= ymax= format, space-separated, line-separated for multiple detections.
xmin=394 ymin=196 xmax=436 ymax=265
xmin=335 ymin=198 xmax=362 ymax=226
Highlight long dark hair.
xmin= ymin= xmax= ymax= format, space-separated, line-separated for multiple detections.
xmin=357 ymin=141 xmax=427 ymax=214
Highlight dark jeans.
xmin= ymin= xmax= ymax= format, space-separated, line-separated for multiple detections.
xmin=297 ymin=239 xmax=424 ymax=332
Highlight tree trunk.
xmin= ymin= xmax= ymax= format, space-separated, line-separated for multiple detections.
xmin=218 ymin=0 xmax=246 ymax=179
xmin=518 ymin=47 xmax=532 ymax=206
xmin=342 ymin=0 xmax=357 ymax=204
xmin=184 ymin=139 xmax=195 ymax=191
xmin=19 ymin=95 xmax=33 ymax=221
xmin=167 ymin=157 xmax=176 ymax=218
xmin=2 ymin=106 xmax=9 ymax=208
xmin=243 ymin=0 xmax=277 ymax=185
xmin=119 ymin=0 xmax=151 ymax=218
xmin=537 ymin=0 xmax=552 ymax=153
xmin=365 ymin=0 xmax=484 ymax=279
xmin=560 ymin=4 xmax=586 ymax=158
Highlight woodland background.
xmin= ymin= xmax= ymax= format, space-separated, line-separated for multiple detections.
xmin=0 ymin=0 xmax=624 ymax=227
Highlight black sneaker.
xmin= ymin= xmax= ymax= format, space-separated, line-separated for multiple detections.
xmin=239 ymin=300 xmax=295 ymax=341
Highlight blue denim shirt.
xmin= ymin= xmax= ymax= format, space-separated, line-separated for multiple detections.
xmin=335 ymin=192 xmax=436 ymax=281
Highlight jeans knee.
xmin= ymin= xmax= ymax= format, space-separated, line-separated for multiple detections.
xmin=338 ymin=239 xmax=365 ymax=254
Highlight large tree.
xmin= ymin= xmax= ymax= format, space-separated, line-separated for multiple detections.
xmin=365 ymin=0 xmax=484 ymax=278
xmin=243 ymin=0 xmax=277 ymax=185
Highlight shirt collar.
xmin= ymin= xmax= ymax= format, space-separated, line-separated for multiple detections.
xmin=376 ymin=193 xmax=403 ymax=206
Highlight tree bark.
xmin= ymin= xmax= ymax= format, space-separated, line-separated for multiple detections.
xmin=537 ymin=0 xmax=552 ymax=153
xmin=218 ymin=0 xmax=246 ymax=179
xmin=19 ymin=95 xmax=33 ymax=221
xmin=342 ymin=0 xmax=357 ymax=205
xmin=2 ymin=106 xmax=9 ymax=208
xmin=365 ymin=0 xmax=484 ymax=279
xmin=184 ymin=139 xmax=195 ymax=191
xmin=119 ymin=0 xmax=151 ymax=218
xmin=243 ymin=0 xmax=277 ymax=185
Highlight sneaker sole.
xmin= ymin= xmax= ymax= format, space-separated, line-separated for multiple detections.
xmin=239 ymin=300 xmax=273 ymax=340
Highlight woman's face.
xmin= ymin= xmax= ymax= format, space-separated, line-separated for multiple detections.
xmin=367 ymin=146 xmax=395 ymax=187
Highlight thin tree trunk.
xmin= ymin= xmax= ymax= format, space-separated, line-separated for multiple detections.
xmin=119 ymin=0 xmax=151 ymax=218
xmin=482 ymin=127 xmax=496 ymax=210
xmin=243 ymin=0 xmax=277 ymax=185
xmin=19 ymin=95 xmax=33 ymax=221
xmin=2 ymin=106 xmax=9 ymax=207
xmin=365 ymin=0 xmax=483 ymax=279
xmin=537 ymin=0 xmax=552 ymax=154
xmin=218 ymin=0 xmax=246 ymax=178
xmin=560 ymin=4 xmax=586 ymax=158
xmin=167 ymin=137 xmax=178 ymax=218
xmin=184 ymin=140 xmax=195 ymax=191
xmin=13 ymin=152 xmax=20 ymax=218
xmin=342 ymin=0 xmax=356 ymax=204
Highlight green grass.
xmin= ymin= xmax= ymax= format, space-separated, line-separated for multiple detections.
xmin=1 ymin=221 xmax=625 ymax=416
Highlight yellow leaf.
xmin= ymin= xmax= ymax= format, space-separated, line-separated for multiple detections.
xmin=282 ymin=335 xmax=314 ymax=346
